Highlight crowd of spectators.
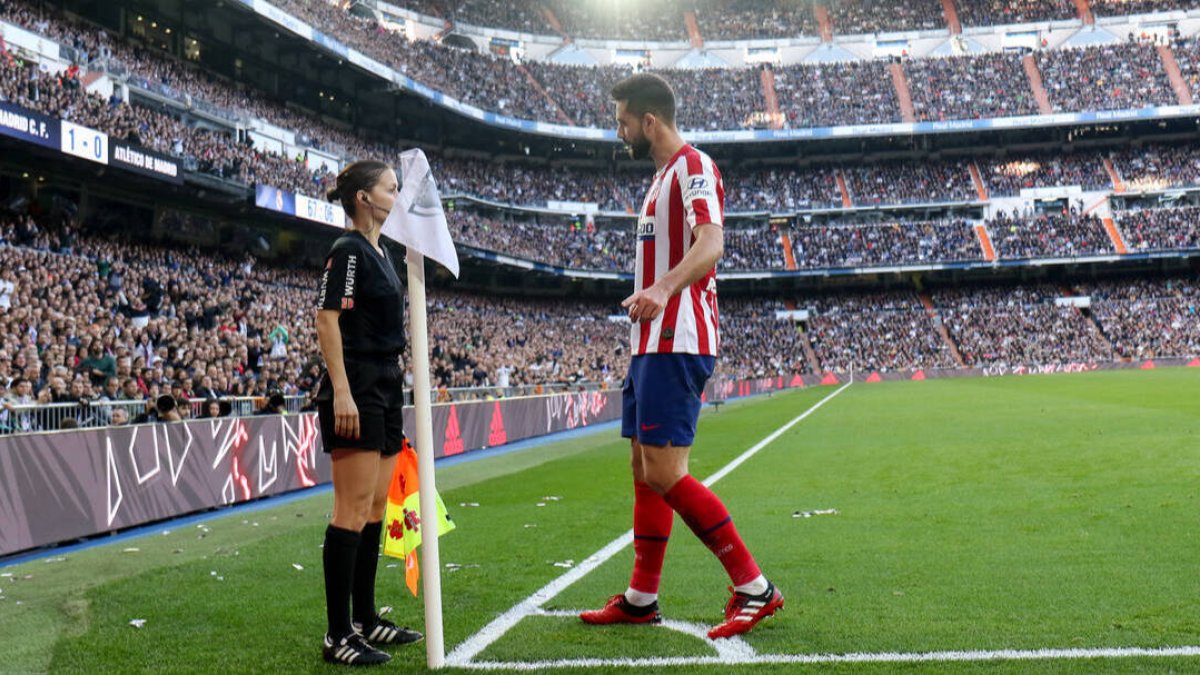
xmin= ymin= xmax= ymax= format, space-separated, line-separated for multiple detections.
xmin=954 ymin=0 xmax=1078 ymax=26
xmin=905 ymin=52 xmax=1039 ymax=121
xmin=719 ymin=227 xmax=784 ymax=270
xmin=1089 ymin=0 xmax=1200 ymax=16
xmin=1037 ymin=40 xmax=1175 ymax=113
xmin=695 ymin=0 xmax=819 ymax=41
xmin=987 ymin=210 xmax=1112 ymax=258
xmin=726 ymin=166 xmax=843 ymax=211
xmin=828 ymin=0 xmax=947 ymax=35
xmin=802 ymin=290 xmax=958 ymax=372
xmin=934 ymin=285 xmax=1115 ymax=367
xmin=773 ymin=59 xmax=903 ymax=128
xmin=1077 ymin=277 xmax=1200 ymax=359
xmin=981 ymin=153 xmax=1112 ymax=195
xmin=845 ymin=159 xmax=977 ymax=205
xmin=434 ymin=0 xmax=549 ymax=33
xmin=791 ymin=220 xmax=982 ymax=268
xmin=543 ymin=0 xmax=687 ymax=42
xmin=720 ymin=299 xmax=811 ymax=377
xmin=1165 ymin=34 xmax=1200 ymax=111
xmin=3 ymin=200 xmax=1198 ymax=433
xmin=7 ymin=0 xmax=1200 ymax=164
xmin=1110 ymin=143 xmax=1200 ymax=192
xmin=448 ymin=211 xmax=634 ymax=271
xmin=1115 ymin=206 xmax=1200 ymax=251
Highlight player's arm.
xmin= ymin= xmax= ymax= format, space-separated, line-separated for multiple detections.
xmin=315 ymin=247 xmax=360 ymax=439
xmin=623 ymin=223 xmax=723 ymax=323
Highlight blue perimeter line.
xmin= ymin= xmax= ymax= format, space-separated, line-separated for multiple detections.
xmin=0 ymin=387 xmax=792 ymax=568
xmin=0 ymin=419 xmax=620 ymax=569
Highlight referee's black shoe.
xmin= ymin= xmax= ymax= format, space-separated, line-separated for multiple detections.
xmin=354 ymin=615 xmax=424 ymax=646
xmin=323 ymin=632 xmax=391 ymax=666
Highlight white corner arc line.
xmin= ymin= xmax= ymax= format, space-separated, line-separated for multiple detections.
xmin=536 ymin=609 xmax=757 ymax=660
xmin=453 ymin=646 xmax=1200 ymax=670
xmin=446 ymin=383 xmax=852 ymax=667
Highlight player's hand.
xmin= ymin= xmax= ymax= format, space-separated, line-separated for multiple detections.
xmin=334 ymin=393 xmax=360 ymax=440
xmin=622 ymin=285 xmax=669 ymax=323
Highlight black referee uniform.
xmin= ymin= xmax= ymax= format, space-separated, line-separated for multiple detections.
xmin=316 ymin=229 xmax=405 ymax=456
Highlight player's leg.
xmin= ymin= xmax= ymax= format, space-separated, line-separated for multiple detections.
xmin=581 ymin=358 xmax=668 ymax=625
xmin=353 ymin=365 xmax=423 ymax=647
xmin=626 ymin=439 xmax=674 ymax=607
xmin=637 ymin=354 xmax=784 ymax=638
xmin=324 ymin=448 xmax=391 ymax=665
xmin=317 ymin=360 xmax=392 ymax=666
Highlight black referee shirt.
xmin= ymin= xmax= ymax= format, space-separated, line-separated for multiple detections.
xmin=317 ymin=230 xmax=406 ymax=356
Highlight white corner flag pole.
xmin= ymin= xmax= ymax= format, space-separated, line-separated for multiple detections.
xmin=405 ymin=249 xmax=445 ymax=669
xmin=381 ymin=148 xmax=459 ymax=669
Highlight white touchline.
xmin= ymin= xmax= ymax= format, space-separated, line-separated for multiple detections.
xmin=452 ymin=645 xmax=1200 ymax=670
xmin=446 ymin=382 xmax=853 ymax=667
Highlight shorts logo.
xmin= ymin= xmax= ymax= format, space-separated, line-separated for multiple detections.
xmin=640 ymin=423 xmax=661 ymax=431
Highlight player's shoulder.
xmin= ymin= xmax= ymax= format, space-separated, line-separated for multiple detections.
xmin=328 ymin=231 xmax=369 ymax=255
xmin=673 ymin=145 xmax=720 ymax=178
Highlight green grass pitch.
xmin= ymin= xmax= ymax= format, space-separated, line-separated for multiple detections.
xmin=2 ymin=369 xmax=1198 ymax=673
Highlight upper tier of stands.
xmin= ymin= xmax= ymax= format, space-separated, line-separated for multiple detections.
xmin=385 ymin=0 xmax=1200 ymax=41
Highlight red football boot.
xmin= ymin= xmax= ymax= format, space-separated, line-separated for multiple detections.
xmin=707 ymin=583 xmax=784 ymax=639
xmin=580 ymin=594 xmax=662 ymax=625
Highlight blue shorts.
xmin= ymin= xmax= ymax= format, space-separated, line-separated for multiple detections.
xmin=621 ymin=354 xmax=716 ymax=447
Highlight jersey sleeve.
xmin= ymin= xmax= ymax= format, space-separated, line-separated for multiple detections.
xmin=681 ymin=162 xmax=724 ymax=230
xmin=317 ymin=245 xmax=358 ymax=311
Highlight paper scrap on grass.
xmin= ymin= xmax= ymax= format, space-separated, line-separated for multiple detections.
xmin=459 ymin=502 xmax=480 ymax=507
xmin=381 ymin=148 xmax=459 ymax=278
xmin=123 ymin=548 xmax=140 ymax=553
xmin=793 ymin=508 xmax=839 ymax=518
xmin=292 ymin=564 xmax=304 ymax=571
xmin=129 ymin=619 xmax=146 ymax=629
xmin=552 ymin=560 xmax=575 ymax=568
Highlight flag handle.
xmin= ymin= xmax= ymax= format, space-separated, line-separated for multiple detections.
xmin=406 ymin=249 xmax=445 ymax=669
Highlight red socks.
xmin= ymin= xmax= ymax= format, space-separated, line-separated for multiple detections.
xmin=663 ymin=475 xmax=761 ymax=586
xmin=629 ymin=481 xmax=673 ymax=595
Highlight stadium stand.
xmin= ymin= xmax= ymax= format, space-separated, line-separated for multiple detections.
xmin=953 ymin=0 xmax=1078 ymax=26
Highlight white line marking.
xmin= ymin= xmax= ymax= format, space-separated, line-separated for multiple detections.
xmin=457 ymin=646 xmax=1200 ymax=670
xmin=535 ymin=609 xmax=757 ymax=661
xmin=446 ymin=383 xmax=852 ymax=667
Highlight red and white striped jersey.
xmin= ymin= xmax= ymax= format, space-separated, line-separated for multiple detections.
xmin=632 ymin=144 xmax=723 ymax=356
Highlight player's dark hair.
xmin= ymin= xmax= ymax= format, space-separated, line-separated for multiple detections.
xmin=611 ymin=72 xmax=676 ymax=125
xmin=327 ymin=160 xmax=391 ymax=217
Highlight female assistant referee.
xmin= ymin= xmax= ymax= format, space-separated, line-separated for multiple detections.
xmin=315 ymin=160 xmax=422 ymax=666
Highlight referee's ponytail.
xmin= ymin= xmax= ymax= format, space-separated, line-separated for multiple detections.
xmin=328 ymin=160 xmax=391 ymax=218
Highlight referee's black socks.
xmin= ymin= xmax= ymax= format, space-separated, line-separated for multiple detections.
xmin=323 ymin=524 xmax=361 ymax=639
xmin=353 ymin=521 xmax=384 ymax=626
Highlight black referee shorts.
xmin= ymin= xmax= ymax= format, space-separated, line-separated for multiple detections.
xmin=316 ymin=356 xmax=404 ymax=457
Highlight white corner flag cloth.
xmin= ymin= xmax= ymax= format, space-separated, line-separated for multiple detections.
xmin=382 ymin=148 xmax=460 ymax=278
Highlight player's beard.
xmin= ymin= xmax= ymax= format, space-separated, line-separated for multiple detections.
xmin=625 ymin=136 xmax=651 ymax=160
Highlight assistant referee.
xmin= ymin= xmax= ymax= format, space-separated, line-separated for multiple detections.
xmin=315 ymin=160 xmax=422 ymax=666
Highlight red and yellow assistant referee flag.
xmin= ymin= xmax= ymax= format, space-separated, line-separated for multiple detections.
xmin=383 ymin=438 xmax=455 ymax=596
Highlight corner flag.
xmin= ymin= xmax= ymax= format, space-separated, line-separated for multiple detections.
xmin=382 ymin=439 xmax=455 ymax=596
xmin=380 ymin=148 xmax=459 ymax=668
xmin=381 ymin=148 xmax=459 ymax=278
